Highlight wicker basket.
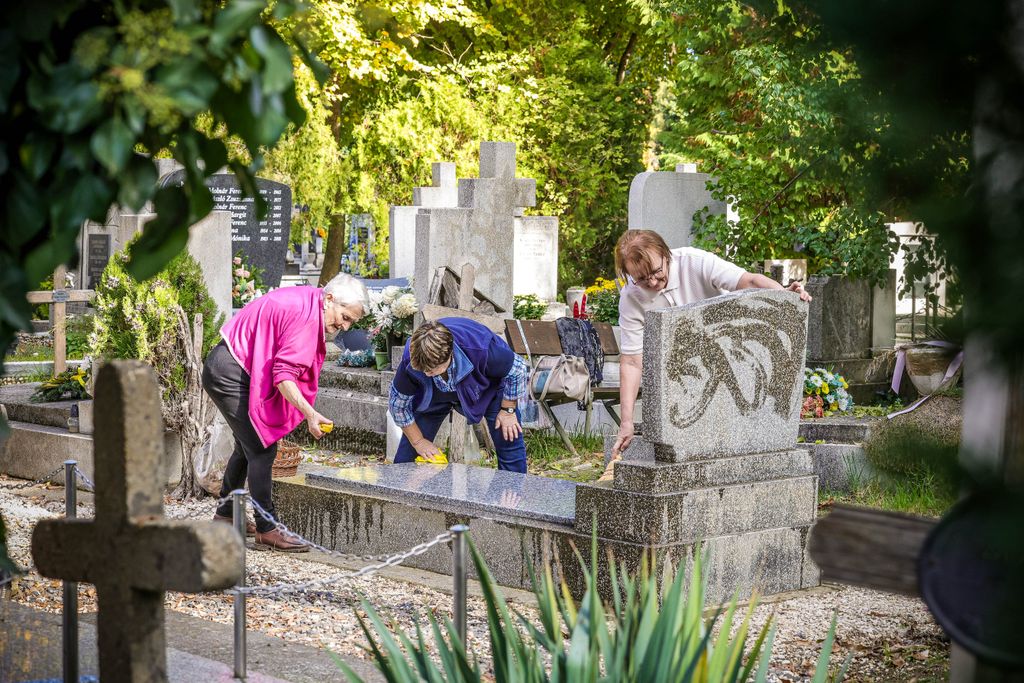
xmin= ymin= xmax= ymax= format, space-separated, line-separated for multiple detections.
xmin=272 ymin=440 xmax=302 ymax=478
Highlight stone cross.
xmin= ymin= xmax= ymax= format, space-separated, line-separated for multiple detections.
xmin=31 ymin=360 xmax=242 ymax=681
xmin=25 ymin=265 xmax=95 ymax=374
xmin=412 ymin=162 xmax=459 ymax=208
xmin=414 ymin=142 xmax=540 ymax=314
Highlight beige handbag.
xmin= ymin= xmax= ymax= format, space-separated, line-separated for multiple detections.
xmin=531 ymin=354 xmax=592 ymax=403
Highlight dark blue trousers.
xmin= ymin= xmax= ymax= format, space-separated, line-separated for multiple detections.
xmin=394 ymin=390 xmax=527 ymax=473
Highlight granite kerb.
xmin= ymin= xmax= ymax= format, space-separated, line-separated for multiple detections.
xmin=574 ymin=474 xmax=818 ymax=544
xmin=612 ymin=449 xmax=813 ymax=494
xmin=272 ymin=470 xmax=818 ymax=602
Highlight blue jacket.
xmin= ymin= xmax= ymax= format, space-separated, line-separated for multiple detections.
xmin=392 ymin=318 xmax=515 ymax=423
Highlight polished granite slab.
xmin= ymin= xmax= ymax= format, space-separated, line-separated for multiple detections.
xmin=306 ymin=463 xmax=577 ymax=526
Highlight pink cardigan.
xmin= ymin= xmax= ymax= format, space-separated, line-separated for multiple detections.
xmin=221 ymin=286 xmax=326 ymax=447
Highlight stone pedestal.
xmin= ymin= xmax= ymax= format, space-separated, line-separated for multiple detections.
xmin=576 ymin=289 xmax=819 ymax=596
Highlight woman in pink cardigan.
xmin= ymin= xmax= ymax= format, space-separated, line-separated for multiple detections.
xmin=202 ymin=273 xmax=369 ymax=551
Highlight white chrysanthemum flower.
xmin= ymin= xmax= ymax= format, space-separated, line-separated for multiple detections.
xmin=381 ymin=286 xmax=401 ymax=304
xmin=392 ymin=293 xmax=417 ymax=318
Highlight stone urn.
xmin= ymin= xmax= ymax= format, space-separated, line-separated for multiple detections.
xmin=904 ymin=343 xmax=962 ymax=395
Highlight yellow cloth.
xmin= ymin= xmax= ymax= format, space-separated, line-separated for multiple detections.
xmin=415 ymin=451 xmax=449 ymax=465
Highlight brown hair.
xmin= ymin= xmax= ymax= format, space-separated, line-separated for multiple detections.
xmin=409 ymin=321 xmax=454 ymax=371
xmin=614 ymin=229 xmax=672 ymax=281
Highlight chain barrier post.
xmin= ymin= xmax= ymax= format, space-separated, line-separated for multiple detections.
xmin=62 ymin=460 xmax=78 ymax=683
xmin=451 ymin=524 xmax=469 ymax=647
xmin=233 ymin=490 xmax=247 ymax=681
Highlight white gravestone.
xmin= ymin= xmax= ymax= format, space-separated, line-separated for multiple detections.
xmin=413 ymin=142 xmax=558 ymax=314
xmin=389 ymin=162 xmax=459 ymax=279
xmin=513 ymin=216 xmax=559 ymax=301
xmin=628 ymin=164 xmax=730 ymax=248
xmin=80 ymin=211 xmax=233 ymax=322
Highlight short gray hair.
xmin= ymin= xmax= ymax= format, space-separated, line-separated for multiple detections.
xmin=323 ymin=273 xmax=371 ymax=316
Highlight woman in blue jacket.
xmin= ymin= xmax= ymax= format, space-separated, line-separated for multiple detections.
xmin=389 ymin=318 xmax=529 ymax=472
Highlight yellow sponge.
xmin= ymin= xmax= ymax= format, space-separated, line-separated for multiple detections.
xmin=320 ymin=422 xmax=334 ymax=433
xmin=415 ymin=450 xmax=449 ymax=465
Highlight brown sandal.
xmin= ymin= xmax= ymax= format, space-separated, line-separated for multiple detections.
xmin=254 ymin=528 xmax=310 ymax=553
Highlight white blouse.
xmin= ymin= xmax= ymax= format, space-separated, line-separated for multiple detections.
xmin=617 ymin=247 xmax=746 ymax=355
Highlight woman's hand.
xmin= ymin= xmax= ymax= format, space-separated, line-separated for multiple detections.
xmin=305 ymin=410 xmax=331 ymax=439
xmin=787 ymin=281 xmax=813 ymax=302
xmin=413 ymin=438 xmax=443 ymax=459
xmin=495 ymin=410 xmax=523 ymax=442
xmin=611 ymin=420 xmax=635 ymax=458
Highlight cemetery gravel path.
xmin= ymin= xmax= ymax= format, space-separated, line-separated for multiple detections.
xmin=2 ymin=481 xmax=948 ymax=682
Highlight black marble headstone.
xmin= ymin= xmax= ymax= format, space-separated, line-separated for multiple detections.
xmin=86 ymin=233 xmax=110 ymax=289
xmin=162 ymin=171 xmax=292 ymax=288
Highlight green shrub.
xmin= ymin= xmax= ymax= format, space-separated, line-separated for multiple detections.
xmin=513 ymin=294 xmax=548 ymax=320
xmin=584 ymin=277 xmax=621 ymax=325
xmin=340 ymin=537 xmax=849 ymax=682
xmin=89 ymin=245 xmax=223 ymax=401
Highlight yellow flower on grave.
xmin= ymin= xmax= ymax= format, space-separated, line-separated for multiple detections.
xmin=317 ymin=226 xmax=327 ymax=239
xmin=73 ymin=368 xmax=87 ymax=388
xmin=821 ymin=383 xmax=829 ymax=394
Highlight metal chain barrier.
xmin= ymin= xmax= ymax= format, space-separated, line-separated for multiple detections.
xmin=2 ymin=461 xmax=472 ymax=678
xmin=72 ymin=466 xmax=96 ymax=493
xmin=246 ymin=497 xmax=419 ymax=563
xmin=230 ymin=528 xmax=456 ymax=597
xmin=0 ymin=464 xmax=68 ymax=491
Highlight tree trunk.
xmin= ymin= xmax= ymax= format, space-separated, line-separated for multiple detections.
xmin=171 ymin=310 xmax=214 ymax=500
xmin=318 ymin=213 xmax=347 ymax=287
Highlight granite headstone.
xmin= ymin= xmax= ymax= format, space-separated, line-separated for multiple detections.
xmin=627 ymin=164 xmax=728 ymax=248
xmin=389 ymin=162 xmax=459 ymax=279
xmin=162 ymin=171 xmax=292 ymax=288
xmin=642 ymin=289 xmax=808 ymax=461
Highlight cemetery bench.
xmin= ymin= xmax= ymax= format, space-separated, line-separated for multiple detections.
xmin=505 ymin=319 xmax=627 ymax=457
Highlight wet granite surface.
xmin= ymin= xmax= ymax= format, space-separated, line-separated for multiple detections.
xmin=307 ymin=463 xmax=577 ymax=526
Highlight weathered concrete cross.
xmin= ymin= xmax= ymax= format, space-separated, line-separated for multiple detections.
xmin=31 ymin=360 xmax=242 ymax=681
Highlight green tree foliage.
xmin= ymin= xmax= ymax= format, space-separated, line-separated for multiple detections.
xmin=267 ymin=0 xmax=672 ymax=284
xmin=0 ymin=0 xmax=324 ymax=376
xmin=653 ymin=0 xmax=905 ymax=284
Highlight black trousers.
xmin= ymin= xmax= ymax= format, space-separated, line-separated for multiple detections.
xmin=202 ymin=342 xmax=278 ymax=533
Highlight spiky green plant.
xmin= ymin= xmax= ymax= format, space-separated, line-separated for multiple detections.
xmin=337 ymin=537 xmax=851 ymax=682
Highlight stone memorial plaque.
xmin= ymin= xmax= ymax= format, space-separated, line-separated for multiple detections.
xmin=86 ymin=233 xmax=111 ymax=289
xmin=513 ymin=216 xmax=559 ymax=301
xmin=162 ymin=171 xmax=292 ymax=288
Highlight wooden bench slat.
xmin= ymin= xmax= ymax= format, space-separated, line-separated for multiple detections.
xmin=504 ymin=319 xmax=619 ymax=356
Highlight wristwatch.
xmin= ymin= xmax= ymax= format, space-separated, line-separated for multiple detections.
xmin=501 ymin=406 xmax=516 ymax=415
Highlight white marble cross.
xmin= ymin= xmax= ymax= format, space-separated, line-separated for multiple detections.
xmin=32 ymin=360 xmax=242 ymax=681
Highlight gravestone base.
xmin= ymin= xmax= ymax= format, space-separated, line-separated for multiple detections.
xmin=273 ymin=463 xmax=818 ymax=603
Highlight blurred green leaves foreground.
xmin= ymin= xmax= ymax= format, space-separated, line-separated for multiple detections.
xmin=0 ymin=0 xmax=326 ymax=376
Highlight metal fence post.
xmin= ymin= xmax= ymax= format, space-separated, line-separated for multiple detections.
xmin=233 ymin=490 xmax=247 ymax=680
xmin=63 ymin=460 xmax=78 ymax=683
xmin=450 ymin=524 xmax=469 ymax=646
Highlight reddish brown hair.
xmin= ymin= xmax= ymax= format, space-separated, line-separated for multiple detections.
xmin=614 ymin=230 xmax=671 ymax=281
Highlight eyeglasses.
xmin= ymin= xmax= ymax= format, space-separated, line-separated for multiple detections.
xmin=635 ymin=258 xmax=668 ymax=287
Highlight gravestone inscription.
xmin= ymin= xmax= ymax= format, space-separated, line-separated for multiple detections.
xmin=162 ymin=171 xmax=292 ymax=288
xmin=86 ymin=233 xmax=111 ymax=290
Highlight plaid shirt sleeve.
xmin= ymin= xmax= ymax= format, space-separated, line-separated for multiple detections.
xmin=388 ymin=383 xmax=416 ymax=428
xmin=501 ymin=354 xmax=530 ymax=401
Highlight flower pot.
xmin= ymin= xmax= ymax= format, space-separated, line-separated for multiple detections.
xmin=904 ymin=344 xmax=962 ymax=395
xmin=374 ymin=351 xmax=389 ymax=371
xmin=338 ymin=328 xmax=371 ymax=351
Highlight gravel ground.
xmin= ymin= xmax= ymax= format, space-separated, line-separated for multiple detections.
xmin=1 ymin=478 xmax=948 ymax=682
